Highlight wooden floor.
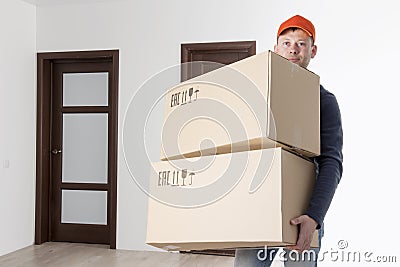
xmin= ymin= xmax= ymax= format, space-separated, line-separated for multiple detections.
xmin=0 ymin=242 xmax=235 ymax=267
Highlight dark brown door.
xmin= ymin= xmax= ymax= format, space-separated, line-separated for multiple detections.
xmin=180 ymin=41 xmax=256 ymax=257
xmin=36 ymin=50 xmax=118 ymax=248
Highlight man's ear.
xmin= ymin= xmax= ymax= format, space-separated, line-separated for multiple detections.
xmin=311 ymin=45 xmax=317 ymax=58
xmin=274 ymin=44 xmax=278 ymax=53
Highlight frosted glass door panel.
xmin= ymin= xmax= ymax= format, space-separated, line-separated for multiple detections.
xmin=61 ymin=190 xmax=107 ymax=225
xmin=63 ymin=72 xmax=108 ymax=106
xmin=62 ymin=114 xmax=108 ymax=183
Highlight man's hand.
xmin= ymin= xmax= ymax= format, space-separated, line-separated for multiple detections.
xmin=286 ymin=215 xmax=318 ymax=252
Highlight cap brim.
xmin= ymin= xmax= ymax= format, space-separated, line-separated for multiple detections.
xmin=279 ymin=26 xmax=313 ymax=38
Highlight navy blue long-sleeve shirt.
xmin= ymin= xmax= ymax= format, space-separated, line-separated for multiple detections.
xmin=305 ymin=85 xmax=343 ymax=228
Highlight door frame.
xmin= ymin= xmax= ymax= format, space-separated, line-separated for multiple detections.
xmin=35 ymin=50 xmax=119 ymax=248
xmin=181 ymin=41 xmax=256 ymax=81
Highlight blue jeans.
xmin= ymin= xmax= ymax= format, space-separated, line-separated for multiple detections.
xmin=234 ymin=226 xmax=324 ymax=267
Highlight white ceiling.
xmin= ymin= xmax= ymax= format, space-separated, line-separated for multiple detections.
xmin=21 ymin=0 xmax=124 ymax=6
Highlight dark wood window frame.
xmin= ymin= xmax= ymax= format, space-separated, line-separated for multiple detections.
xmin=35 ymin=50 xmax=119 ymax=248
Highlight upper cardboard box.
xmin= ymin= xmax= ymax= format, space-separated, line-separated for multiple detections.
xmin=160 ymin=50 xmax=320 ymax=160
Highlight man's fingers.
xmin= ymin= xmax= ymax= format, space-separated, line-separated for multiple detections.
xmin=286 ymin=245 xmax=300 ymax=252
xmin=298 ymin=238 xmax=307 ymax=252
xmin=286 ymin=235 xmax=306 ymax=252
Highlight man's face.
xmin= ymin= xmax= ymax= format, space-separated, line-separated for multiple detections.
xmin=274 ymin=28 xmax=317 ymax=69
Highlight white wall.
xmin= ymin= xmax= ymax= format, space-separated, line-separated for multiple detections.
xmin=35 ymin=0 xmax=400 ymax=265
xmin=0 ymin=0 xmax=36 ymax=256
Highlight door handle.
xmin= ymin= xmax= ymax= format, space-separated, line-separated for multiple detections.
xmin=51 ymin=149 xmax=62 ymax=155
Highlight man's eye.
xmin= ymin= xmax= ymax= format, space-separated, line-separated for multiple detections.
xmin=283 ymin=42 xmax=290 ymax=46
xmin=298 ymin=42 xmax=306 ymax=47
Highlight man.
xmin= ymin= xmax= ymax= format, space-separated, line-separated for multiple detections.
xmin=234 ymin=15 xmax=343 ymax=266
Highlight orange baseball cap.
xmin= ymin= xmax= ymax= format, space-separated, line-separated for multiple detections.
xmin=277 ymin=15 xmax=316 ymax=42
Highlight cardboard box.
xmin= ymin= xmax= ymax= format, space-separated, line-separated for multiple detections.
xmin=160 ymin=50 xmax=320 ymax=160
xmin=146 ymin=148 xmax=318 ymax=251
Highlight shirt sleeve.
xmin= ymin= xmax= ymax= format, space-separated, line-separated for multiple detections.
xmin=305 ymin=88 xmax=343 ymax=228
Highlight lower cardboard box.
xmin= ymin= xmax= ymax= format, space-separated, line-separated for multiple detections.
xmin=146 ymin=147 xmax=318 ymax=251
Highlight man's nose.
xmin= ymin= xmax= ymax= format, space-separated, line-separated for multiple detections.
xmin=289 ymin=44 xmax=299 ymax=54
